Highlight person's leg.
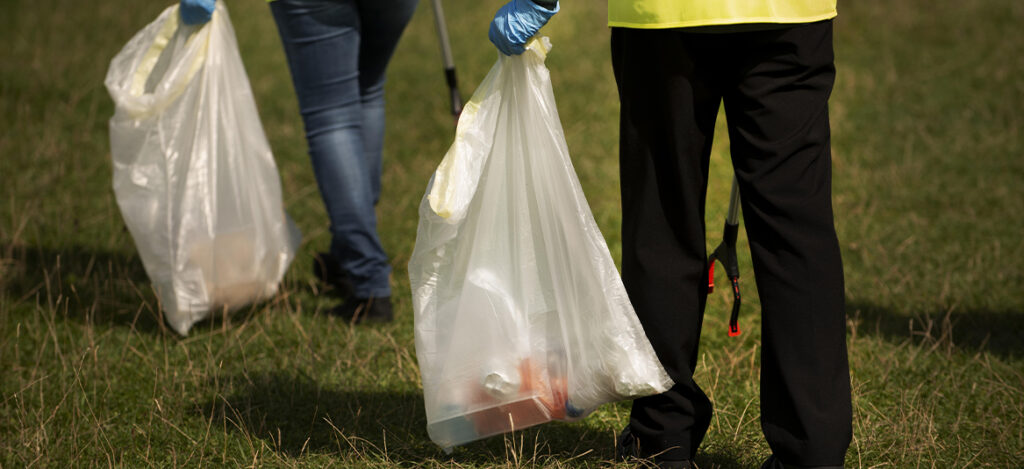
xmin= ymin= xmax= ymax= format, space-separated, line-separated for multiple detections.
xmin=611 ymin=27 xmax=725 ymax=462
xmin=355 ymin=0 xmax=418 ymax=204
xmin=270 ymin=0 xmax=391 ymax=298
xmin=721 ymin=20 xmax=851 ymax=468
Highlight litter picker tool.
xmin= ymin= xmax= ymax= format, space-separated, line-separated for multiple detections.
xmin=707 ymin=177 xmax=743 ymax=337
xmin=430 ymin=0 xmax=463 ymax=125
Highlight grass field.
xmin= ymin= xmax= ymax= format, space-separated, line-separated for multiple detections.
xmin=2 ymin=0 xmax=1022 ymax=467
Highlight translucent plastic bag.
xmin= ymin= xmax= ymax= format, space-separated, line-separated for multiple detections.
xmin=409 ymin=38 xmax=673 ymax=451
xmin=105 ymin=3 xmax=300 ymax=336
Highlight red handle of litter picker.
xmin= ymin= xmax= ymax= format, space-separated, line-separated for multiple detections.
xmin=707 ymin=257 xmax=716 ymax=293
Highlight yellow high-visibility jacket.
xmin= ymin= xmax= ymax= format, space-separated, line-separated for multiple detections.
xmin=608 ymin=0 xmax=837 ymax=29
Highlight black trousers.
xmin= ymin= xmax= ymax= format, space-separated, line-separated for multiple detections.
xmin=611 ymin=21 xmax=852 ymax=467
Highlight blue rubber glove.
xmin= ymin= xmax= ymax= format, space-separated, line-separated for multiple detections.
xmin=489 ymin=0 xmax=559 ymax=56
xmin=180 ymin=0 xmax=216 ymax=26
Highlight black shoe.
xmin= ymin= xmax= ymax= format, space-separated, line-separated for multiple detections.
xmin=312 ymin=251 xmax=354 ymax=297
xmin=616 ymin=426 xmax=640 ymax=462
xmin=330 ymin=296 xmax=393 ymax=324
xmin=760 ymin=455 xmax=844 ymax=469
xmin=616 ymin=426 xmax=694 ymax=469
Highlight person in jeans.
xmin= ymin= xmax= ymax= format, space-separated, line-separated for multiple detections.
xmin=181 ymin=0 xmax=418 ymax=322
xmin=489 ymin=1 xmax=852 ymax=468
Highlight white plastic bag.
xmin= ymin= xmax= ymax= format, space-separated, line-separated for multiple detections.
xmin=409 ymin=38 xmax=673 ymax=451
xmin=105 ymin=3 xmax=300 ymax=336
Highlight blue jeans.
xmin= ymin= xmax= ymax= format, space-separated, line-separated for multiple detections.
xmin=270 ymin=0 xmax=418 ymax=298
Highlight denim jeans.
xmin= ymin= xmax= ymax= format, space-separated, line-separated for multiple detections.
xmin=270 ymin=0 xmax=418 ymax=298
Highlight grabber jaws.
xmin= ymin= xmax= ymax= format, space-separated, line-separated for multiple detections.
xmin=707 ymin=177 xmax=743 ymax=337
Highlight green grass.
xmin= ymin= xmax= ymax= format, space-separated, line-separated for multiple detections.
xmin=2 ymin=0 xmax=1022 ymax=467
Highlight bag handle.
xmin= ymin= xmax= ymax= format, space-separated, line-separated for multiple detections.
xmin=427 ymin=37 xmax=554 ymax=222
xmin=123 ymin=6 xmax=211 ymax=119
xmin=523 ymin=36 xmax=551 ymax=62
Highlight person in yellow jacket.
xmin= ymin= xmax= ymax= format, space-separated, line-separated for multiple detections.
xmin=491 ymin=1 xmax=852 ymax=468
xmin=181 ymin=0 xmax=419 ymax=322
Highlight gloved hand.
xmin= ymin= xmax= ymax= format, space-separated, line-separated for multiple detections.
xmin=180 ymin=0 xmax=216 ymax=26
xmin=488 ymin=0 xmax=559 ymax=56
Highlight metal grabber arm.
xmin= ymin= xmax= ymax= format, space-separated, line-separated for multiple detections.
xmin=430 ymin=0 xmax=463 ymax=124
xmin=707 ymin=177 xmax=743 ymax=337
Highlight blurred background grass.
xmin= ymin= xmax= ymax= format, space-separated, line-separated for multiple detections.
xmin=1 ymin=0 xmax=1022 ymax=467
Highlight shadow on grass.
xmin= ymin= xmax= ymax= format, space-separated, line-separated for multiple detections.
xmin=848 ymin=301 xmax=1024 ymax=359
xmin=1 ymin=244 xmax=283 ymax=336
xmin=192 ymin=371 xmax=742 ymax=467
xmin=194 ymin=371 xmax=427 ymax=460
xmin=1 ymin=243 xmax=170 ymax=333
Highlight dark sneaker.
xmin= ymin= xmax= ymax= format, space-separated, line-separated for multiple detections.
xmin=312 ymin=251 xmax=354 ymax=297
xmin=330 ymin=296 xmax=393 ymax=324
xmin=616 ymin=426 xmax=694 ymax=469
